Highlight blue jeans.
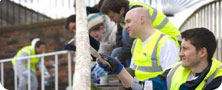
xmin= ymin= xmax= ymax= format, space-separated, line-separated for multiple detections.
xmin=111 ymin=28 xmax=131 ymax=67
xmin=122 ymin=28 xmax=130 ymax=46
xmin=111 ymin=28 xmax=129 ymax=57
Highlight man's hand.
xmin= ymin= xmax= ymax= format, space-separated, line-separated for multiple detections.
xmin=64 ymin=44 xmax=76 ymax=51
xmin=98 ymin=54 xmax=123 ymax=75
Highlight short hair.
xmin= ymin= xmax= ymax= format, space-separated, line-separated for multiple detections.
xmin=35 ymin=41 xmax=45 ymax=48
xmin=65 ymin=15 xmax=76 ymax=30
xmin=95 ymin=0 xmax=104 ymax=10
xmin=181 ymin=27 xmax=217 ymax=61
xmin=101 ymin=0 xmax=129 ymax=14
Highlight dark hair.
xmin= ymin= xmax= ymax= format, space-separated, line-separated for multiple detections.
xmin=101 ymin=0 xmax=129 ymax=14
xmin=35 ymin=41 xmax=45 ymax=48
xmin=93 ymin=0 xmax=104 ymax=10
xmin=65 ymin=15 xmax=76 ymax=30
xmin=181 ymin=27 xmax=217 ymax=61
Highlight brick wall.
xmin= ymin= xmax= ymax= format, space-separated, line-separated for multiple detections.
xmin=0 ymin=19 xmax=73 ymax=59
xmin=0 ymin=18 xmax=119 ymax=90
xmin=0 ymin=19 xmax=76 ymax=90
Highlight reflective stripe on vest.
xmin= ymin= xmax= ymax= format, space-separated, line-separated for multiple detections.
xmin=167 ymin=59 xmax=222 ymax=90
xmin=12 ymin=45 xmax=40 ymax=72
xmin=151 ymin=8 xmax=157 ymax=22
xmin=203 ymin=65 xmax=222 ymax=89
xmin=166 ymin=63 xmax=182 ymax=90
xmin=156 ymin=17 xmax=169 ymax=30
xmin=132 ymin=31 xmax=179 ymax=81
xmin=120 ymin=1 xmax=180 ymax=37
xmin=135 ymin=34 xmax=164 ymax=72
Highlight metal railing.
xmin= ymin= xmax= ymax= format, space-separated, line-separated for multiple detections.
xmin=0 ymin=50 xmax=73 ymax=90
xmin=179 ymin=0 xmax=222 ymax=62
xmin=161 ymin=0 xmax=204 ymax=16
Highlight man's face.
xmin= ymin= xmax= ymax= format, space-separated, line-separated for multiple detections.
xmin=179 ymin=39 xmax=202 ymax=68
xmin=68 ymin=22 xmax=76 ymax=34
xmin=36 ymin=44 xmax=46 ymax=54
xmin=90 ymin=26 xmax=104 ymax=42
xmin=107 ymin=11 xmax=123 ymax=24
xmin=124 ymin=12 xmax=139 ymax=38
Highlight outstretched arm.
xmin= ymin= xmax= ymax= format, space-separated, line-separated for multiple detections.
xmin=97 ymin=54 xmax=169 ymax=90
xmin=118 ymin=68 xmax=134 ymax=87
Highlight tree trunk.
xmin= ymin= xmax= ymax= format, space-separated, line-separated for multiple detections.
xmin=73 ymin=0 xmax=91 ymax=90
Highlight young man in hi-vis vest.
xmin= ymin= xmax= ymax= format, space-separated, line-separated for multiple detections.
xmin=12 ymin=38 xmax=50 ymax=90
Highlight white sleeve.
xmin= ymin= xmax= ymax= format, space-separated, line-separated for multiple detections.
xmin=129 ymin=57 xmax=135 ymax=70
xmin=159 ymin=39 xmax=179 ymax=71
xmin=15 ymin=52 xmax=29 ymax=75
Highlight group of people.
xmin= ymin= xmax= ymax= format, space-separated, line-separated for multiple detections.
xmin=11 ymin=0 xmax=222 ymax=90
xmin=96 ymin=7 xmax=222 ymax=90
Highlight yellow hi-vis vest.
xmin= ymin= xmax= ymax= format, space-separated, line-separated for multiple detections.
xmin=12 ymin=45 xmax=40 ymax=72
xmin=131 ymin=30 xmax=180 ymax=81
xmin=120 ymin=1 xmax=180 ymax=37
xmin=167 ymin=58 xmax=222 ymax=90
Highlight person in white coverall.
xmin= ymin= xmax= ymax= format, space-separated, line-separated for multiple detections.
xmin=11 ymin=38 xmax=50 ymax=90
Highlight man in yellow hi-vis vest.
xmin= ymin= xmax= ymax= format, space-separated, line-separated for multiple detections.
xmin=95 ymin=19 xmax=222 ymax=89
xmin=100 ymin=0 xmax=180 ymax=69
xmin=93 ymin=7 xmax=180 ymax=82
xmin=127 ymin=8 xmax=180 ymax=81
xmin=12 ymin=38 xmax=50 ymax=90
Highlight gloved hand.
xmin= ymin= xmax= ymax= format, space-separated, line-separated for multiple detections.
xmin=64 ymin=44 xmax=76 ymax=51
xmin=98 ymin=54 xmax=123 ymax=75
xmin=91 ymin=66 xmax=107 ymax=77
